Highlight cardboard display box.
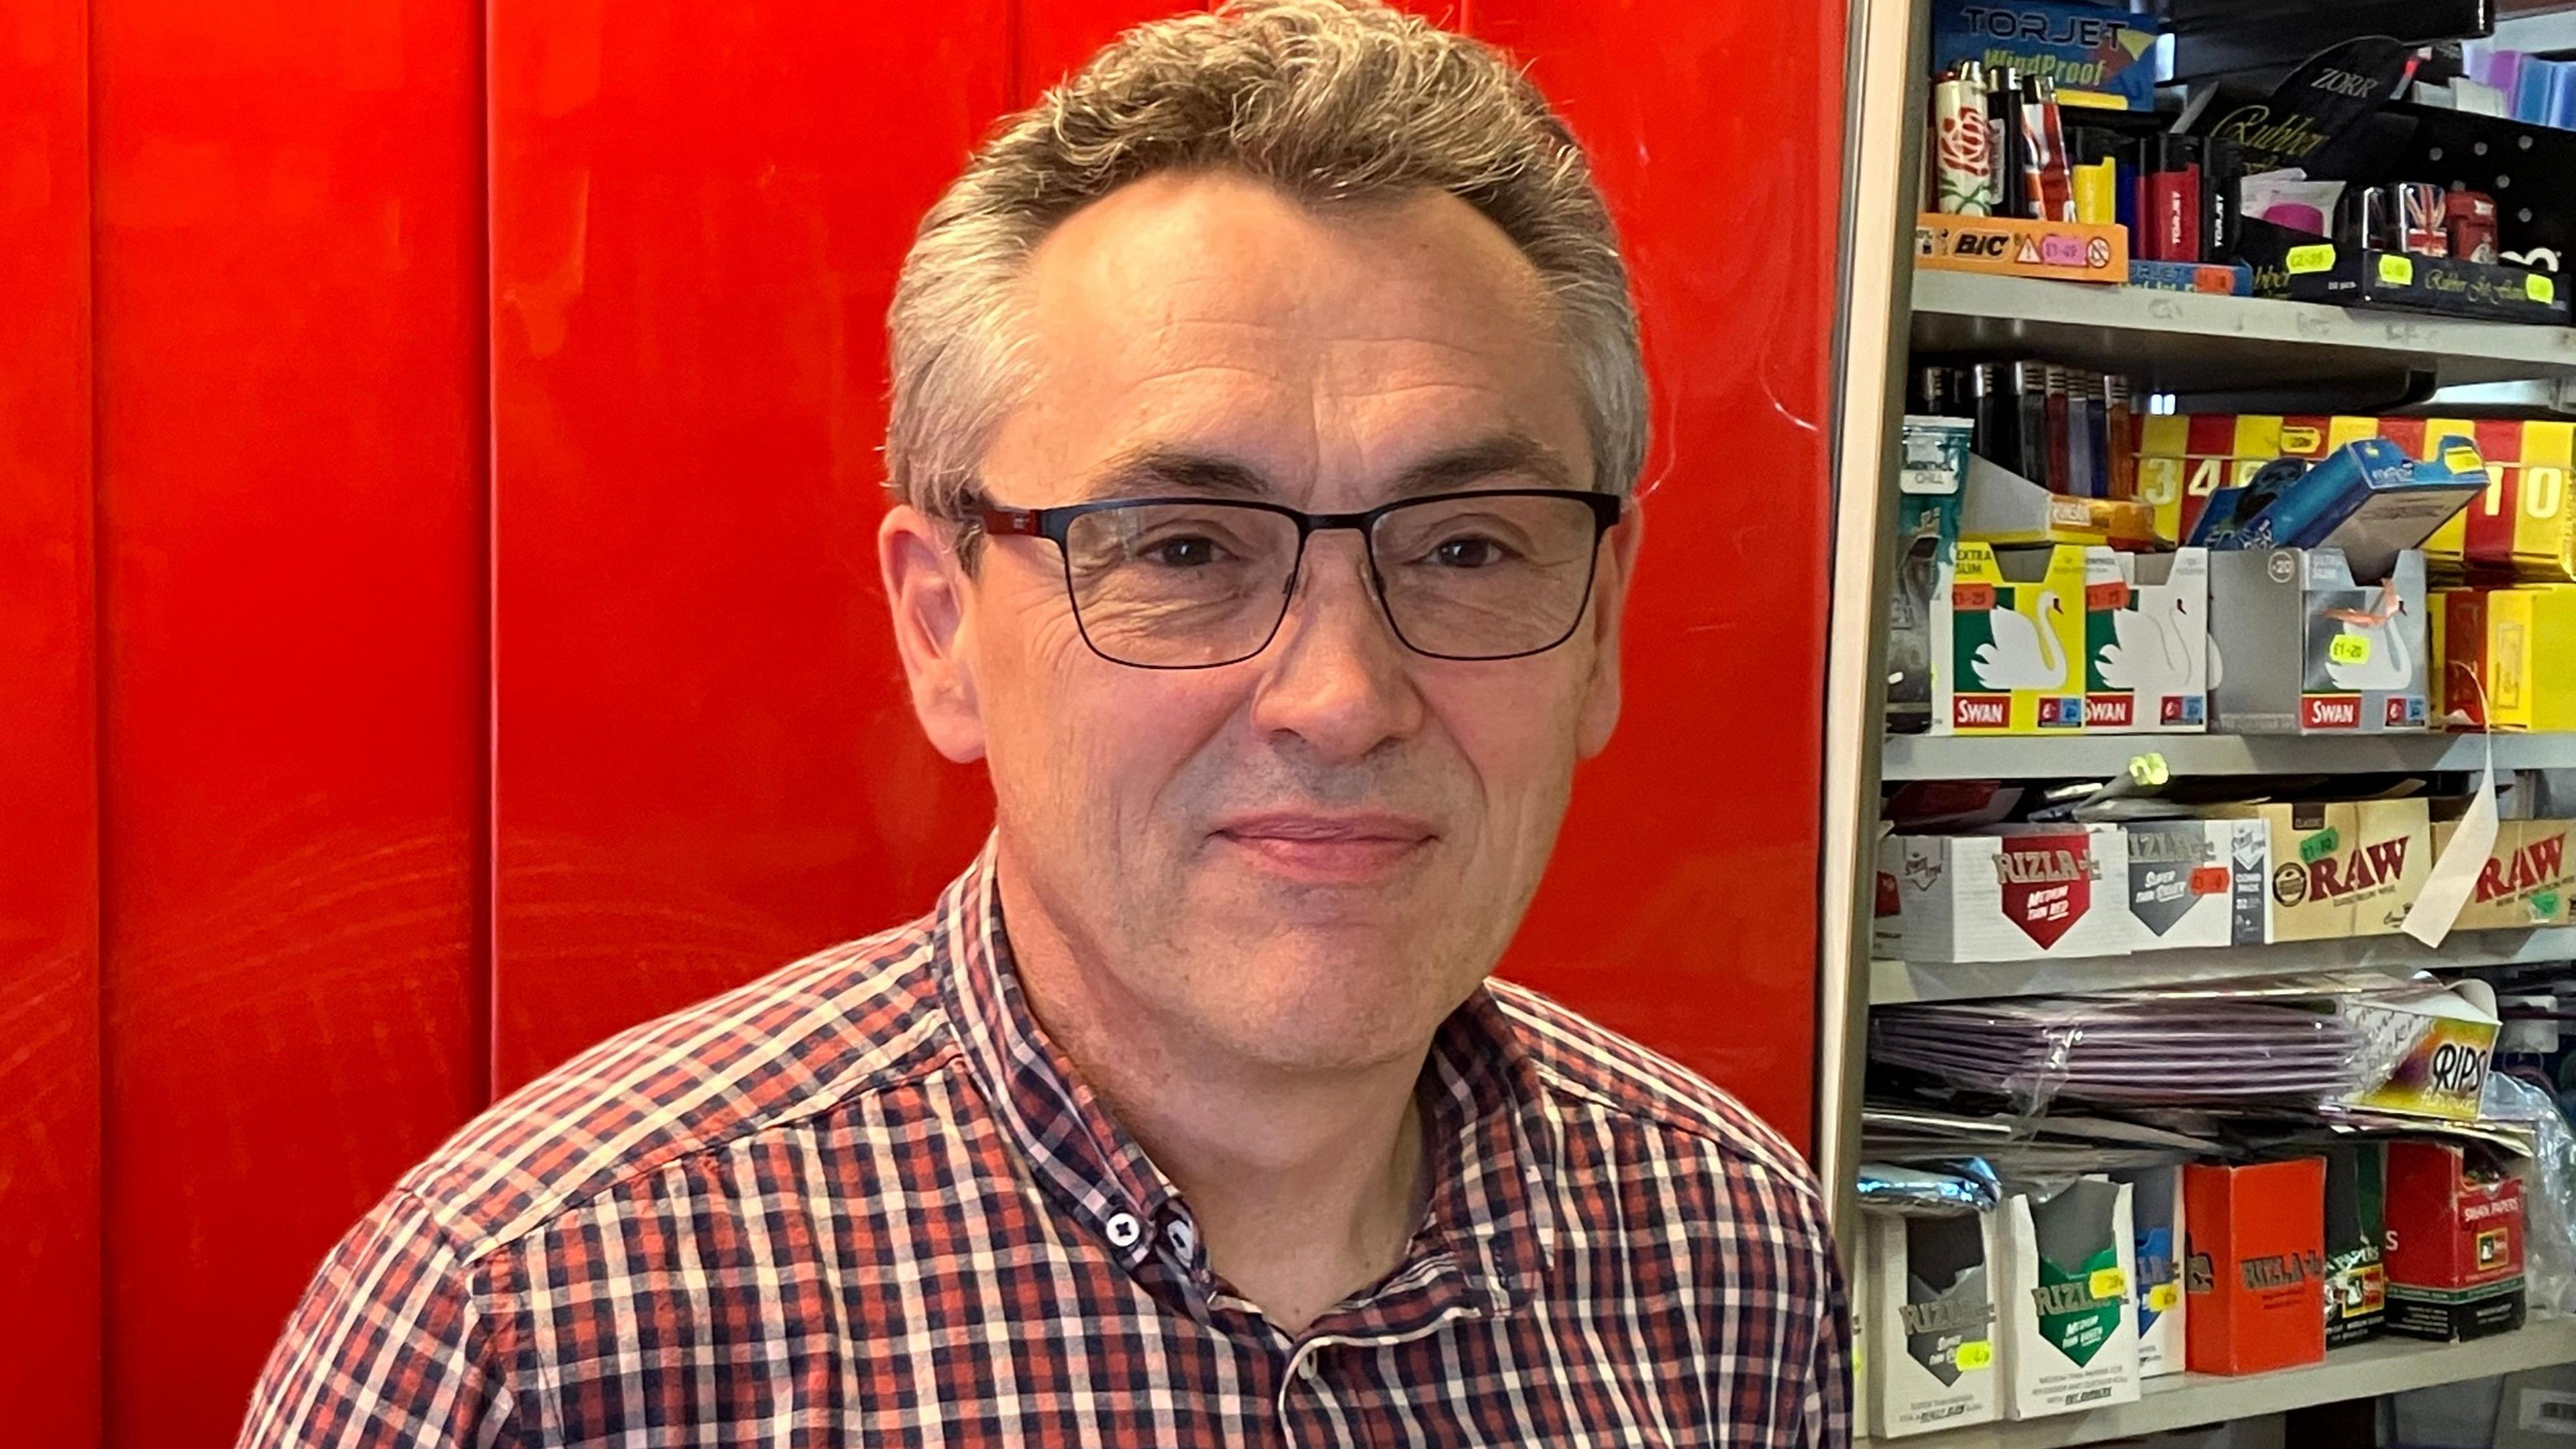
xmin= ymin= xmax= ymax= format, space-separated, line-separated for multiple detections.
xmin=2206 ymin=549 xmax=2432 ymax=735
xmin=2439 ymin=585 xmax=2576 ymax=733
xmin=2114 ymin=1166 xmax=2187 ymax=1378
xmin=2083 ymin=548 xmax=2210 ymax=732
xmin=2339 ymin=982 xmax=2500 ymax=1124
xmin=2322 ymin=1142 xmax=2388 ymax=1348
xmin=2423 ymin=419 xmax=2576 ymax=584
xmin=2121 ymin=818 xmax=2267 ymax=951
xmin=2136 ymin=415 xmax=2487 ymax=552
xmin=1928 ymin=0 xmax=2161 ymax=111
xmin=1864 ymin=1210 xmax=2002 ymax=1438
xmin=1917 ymin=214 xmax=2128 ymax=283
xmin=2275 ymin=244 xmax=2569 ymax=325
xmin=2385 ymin=1141 xmax=2526 ymax=1342
xmin=1936 ymin=543 xmax=2090 ymax=735
xmin=1960 ymin=457 xmax=2160 ymax=553
xmin=2430 ymin=818 xmax=2575 ymax=931
xmin=2184 ymin=1159 xmax=2328 ymax=1377
xmin=1878 ymin=826 xmax=2137 ymax=963
xmin=2000 ymin=1178 xmax=2141 ymax=1419
xmin=2201 ymin=798 xmax=2431 ymax=942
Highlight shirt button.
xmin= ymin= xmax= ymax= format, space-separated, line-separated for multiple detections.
xmin=1106 ymin=1212 xmax=1142 ymax=1249
xmin=1165 ymin=1218 xmax=1196 ymax=1257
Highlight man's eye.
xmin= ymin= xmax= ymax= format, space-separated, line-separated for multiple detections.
xmin=1428 ymin=535 xmax=1513 ymax=568
xmin=1140 ymin=534 xmax=1226 ymax=568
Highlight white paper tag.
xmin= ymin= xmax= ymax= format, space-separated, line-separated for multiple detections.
xmin=2518 ymin=1388 xmax=2576 ymax=1434
xmin=2405 ymin=746 xmax=2500 ymax=949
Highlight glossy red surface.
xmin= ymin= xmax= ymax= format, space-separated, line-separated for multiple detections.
xmin=90 ymin=2 xmax=486 ymax=1442
xmin=0 ymin=0 xmax=99 ymax=1438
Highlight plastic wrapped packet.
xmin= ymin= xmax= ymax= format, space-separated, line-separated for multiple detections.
xmin=1869 ymin=996 xmax=2368 ymax=1117
xmin=2483 ymin=1069 xmax=2576 ymax=1316
xmin=1858 ymin=1159 xmax=2002 ymax=1217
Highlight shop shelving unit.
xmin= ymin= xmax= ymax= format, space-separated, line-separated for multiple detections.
xmin=1821 ymin=3 xmax=2576 ymax=1441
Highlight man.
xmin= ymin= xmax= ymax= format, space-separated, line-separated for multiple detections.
xmin=241 ymin=2 xmax=1848 ymax=1444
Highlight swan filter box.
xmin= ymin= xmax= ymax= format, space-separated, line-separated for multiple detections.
xmin=2206 ymin=547 xmax=2432 ymax=733
xmin=1877 ymin=825 xmax=2139 ymax=963
xmin=1998 ymin=1178 xmax=2142 ymax=1420
xmin=1864 ymin=1209 xmax=2002 ymax=1438
xmin=2119 ymin=818 xmax=2267 ymax=951
xmin=2197 ymin=797 xmax=2431 ymax=942
xmin=1935 ymin=543 xmax=2091 ymax=735
xmin=2082 ymin=547 xmax=2208 ymax=731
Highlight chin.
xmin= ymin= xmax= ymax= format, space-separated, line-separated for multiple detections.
xmin=1207 ymin=939 xmax=1480 ymax=1069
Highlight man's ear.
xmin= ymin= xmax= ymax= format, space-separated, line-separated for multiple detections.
xmin=1574 ymin=496 xmax=1642 ymax=760
xmin=879 ymin=504 xmax=989 ymax=763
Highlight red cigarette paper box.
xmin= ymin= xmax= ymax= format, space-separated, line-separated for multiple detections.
xmin=2183 ymin=1159 xmax=2327 ymax=1376
xmin=2385 ymin=1141 xmax=2527 ymax=1342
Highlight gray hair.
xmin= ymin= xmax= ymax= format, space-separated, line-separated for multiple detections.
xmin=883 ymin=0 xmax=1647 ymax=529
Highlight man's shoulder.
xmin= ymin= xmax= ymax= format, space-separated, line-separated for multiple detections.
xmin=401 ymin=918 xmax=957 ymax=1258
xmin=1484 ymin=977 xmax=1826 ymax=1216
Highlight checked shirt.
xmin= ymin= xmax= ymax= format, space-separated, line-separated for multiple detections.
xmin=239 ymin=848 xmax=1850 ymax=1446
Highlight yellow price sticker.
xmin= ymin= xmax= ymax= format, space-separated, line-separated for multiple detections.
xmin=2330 ymin=633 xmax=2372 ymax=665
xmin=2090 ymin=1267 xmax=2128 ymax=1301
xmin=2531 ymin=273 xmax=2558 ymax=306
xmin=1953 ymin=1340 xmax=1995 ymax=1372
xmin=2148 ymin=1283 xmax=2181 ymax=1312
xmin=2127 ymin=753 xmax=2170 ymax=787
xmin=2286 ymin=244 xmax=2336 ymax=274
xmin=2379 ymin=254 xmax=2415 ymax=287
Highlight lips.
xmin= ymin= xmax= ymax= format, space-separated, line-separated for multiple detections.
xmin=1212 ymin=812 xmax=1438 ymax=885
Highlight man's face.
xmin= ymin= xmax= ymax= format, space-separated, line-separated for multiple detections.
xmin=889 ymin=171 xmax=1637 ymax=1075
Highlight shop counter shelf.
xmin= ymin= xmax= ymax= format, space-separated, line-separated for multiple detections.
xmin=1881 ymin=732 xmax=2576 ymax=782
xmin=1908 ymin=270 xmax=2576 ymax=396
xmin=1872 ymin=926 xmax=2576 ymax=1005
xmin=1859 ymin=1314 xmax=2576 ymax=1446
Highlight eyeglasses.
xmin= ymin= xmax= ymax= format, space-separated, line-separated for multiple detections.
xmin=973 ymin=488 xmax=1625 ymax=669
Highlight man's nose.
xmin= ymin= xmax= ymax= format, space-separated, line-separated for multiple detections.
xmin=1246 ymin=532 xmax=1426 ymax=763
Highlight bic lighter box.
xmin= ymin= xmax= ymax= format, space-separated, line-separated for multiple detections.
xmin=2207 ymin=548 xmax=2432 ymax=734
xmin=2183 ymin=1159 xmax=2328 ymax=1377
xmin=2121 ymin=818 xmax=2267 ymax=952
xmin=2385 ymin=1141 xmax=2526 ymax=1342
xmin=2200 ymin=798 xmax=2430 ymax=942
xmin=1878 ymin=826 xmax=2136 ymax=963
xmin=1864 ymin=1210 xmax=2002 ymax=1438
xmin=2431 ymin=818 xmax=2575 ymax=930
xmin=2083 ymin=547 xmax=2210 ymax=731
xmin=2112 ymin=1165 xmax=2186 ymax=1377
xmin=1936 ymin=543 xmax=2090 ymax=735
xmin=2000 ymin=1178 xmax=2141 ymax=1420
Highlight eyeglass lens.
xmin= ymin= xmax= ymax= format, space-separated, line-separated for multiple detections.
xmin=1059 ymin=494 xmax=1604 ymax=668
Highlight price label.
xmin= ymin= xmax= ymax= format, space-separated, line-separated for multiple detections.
xmin=1953 ymin=1340 xmax=1995 ymax=1372
xmin=2190 ymin=866 xmax=2231 ymax=895
xmin=2148 ymin=1283 xmax=2182 ymax=1313
xmin=2090 ymin=1267 xmax=2128 ymax=1302
xmin=2330 ymin=633 xmax=2373 ymax=665
xmin=2379 ymin=254 xmax=2416 ymax=287
xmin=2538 ymin=890 xmax=2564 ymax=920
xmin=2531 ymin=274 xmax=2558 ymax=306
xmin=2287 ymin=244 xmax=2336 ymax=274
xmin=2300 ymin=826 xmax=2343 ymax=864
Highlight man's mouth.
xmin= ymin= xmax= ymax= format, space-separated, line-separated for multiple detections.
xmin=1210 ymin=812 xmax=1439 ymax=885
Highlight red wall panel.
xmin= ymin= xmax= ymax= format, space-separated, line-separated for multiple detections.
xmin=0 ymin=0 xmax=99 ymax=1439
xmin=90 ymin=1 xmax=487 ymax=1441
xmin=1472 ymin=1 xmax=1845 ymax=1143
xmin=488 ymin=1 xmax=1016 ymax=1089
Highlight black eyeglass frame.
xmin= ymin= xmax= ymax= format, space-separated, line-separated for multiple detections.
xmin=972 ymin=488 xmax=1626 ymax=670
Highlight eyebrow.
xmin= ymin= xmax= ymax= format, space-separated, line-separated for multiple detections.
xmin=1073 ymin=432 xmax=1579 ymax=505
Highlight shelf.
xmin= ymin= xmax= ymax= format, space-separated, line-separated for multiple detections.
xmin=1909 ymin=270 xmax=2576 ymax=396
xmin=1870 ymin=1316 xmax=2576 ymax=1446
xmin=1872 ymin=926 xmax=2576 ymax=1004
xmin=1881 ymin=733 xmax=2576 ymax=782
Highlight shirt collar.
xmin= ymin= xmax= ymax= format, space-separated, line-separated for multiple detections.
xmin=933 ymin=840 xmax=1559 ymax=1307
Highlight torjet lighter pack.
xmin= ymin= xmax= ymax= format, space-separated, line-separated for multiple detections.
xmin=2202 ymin=798 xmax=2430 ymax=941
xmin=1878 ymin=826 xmax=2137 ymax=963
xmin=1937 ymin=543 xmax=2091 ymax=734
xmin=2121 ymin=818 xmax=2267 ymax=951
xmin=2207 ymin=548 xmax=2432 ymax=733
xmin=2084 ymin=547 xmax=2210 ymax=731
xmin=2112 ymin=1166 xmax=2187 ymax=1377
xmin=2000 ymin=1179 xmax=2141 ymax=1419
xmin=1865 ymin=1211 xmax=2002 ymax=1438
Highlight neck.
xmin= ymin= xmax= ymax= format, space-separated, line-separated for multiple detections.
xmin=994 ymin=860 xmax=1434 ymax=1336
